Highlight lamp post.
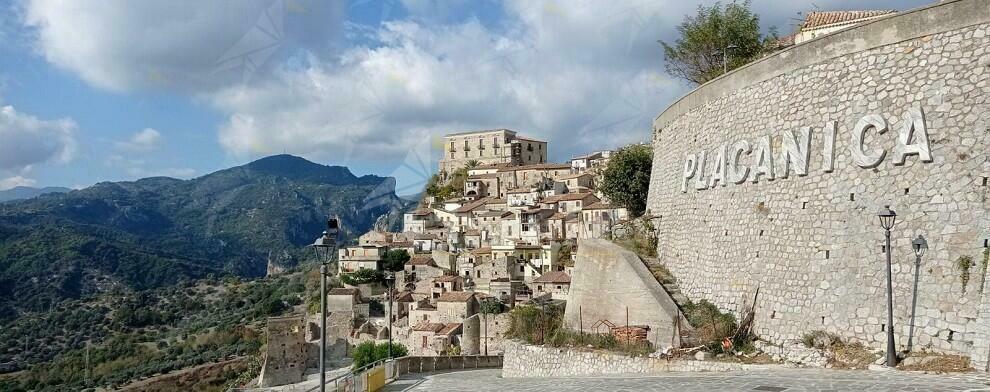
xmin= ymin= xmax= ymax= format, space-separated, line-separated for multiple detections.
xmin=384 ymin=270 xmax=395 ymax=359
xmin=723 ymin=44 xmax=738 ymax=73
xmin=877 ymin=205 xmax=897 ymax=367
xmin=907 ymin=235 xmax=928 ymax=351
xmin=311 ymin=216 xmax=339 ymax=392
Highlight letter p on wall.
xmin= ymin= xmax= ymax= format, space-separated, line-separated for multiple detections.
xmin=682 ymin=154 xmax=697 ymax=193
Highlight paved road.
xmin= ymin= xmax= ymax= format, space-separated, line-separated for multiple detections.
xmin=382 ymin=368 xmax=990 ymax=392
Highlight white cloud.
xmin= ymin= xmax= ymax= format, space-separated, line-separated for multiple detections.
xmin=0 ymin=175 xmax=37 ymax=190
xmin=115 ymin=128 xmax=162 ymax=152
xmin=22 ymin=0 xmax=345 ymax=92
xmin=0 ymin=104 xmax=76 ymax=173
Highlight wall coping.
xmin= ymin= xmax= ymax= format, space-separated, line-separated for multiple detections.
xmin=654 ymin=0 xmax=990 ymax=130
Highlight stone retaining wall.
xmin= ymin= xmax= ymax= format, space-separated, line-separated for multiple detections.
xmin=501 ymin=341 xmax=775 ymax=378
xmin=646 ymin=0 xmax=990 ymax=367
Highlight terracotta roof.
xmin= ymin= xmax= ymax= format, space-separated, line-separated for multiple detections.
xmin=584 ymin=202 xmax=621 ymax=210
xmin=454 ymin=198 xmax=490 ymax=213
xmin=443 ymin=128 xmax=515 ymax=137
xmin=413 ymin=233 xmax=438 ymax=240
xmin=412 ymin=322 xmax=445 ymax=332
xmin=542 ymin=193 xmax=599 ymax=203
xmin=473 ymin=162 xmax=512 ymax=169
xmin=533 ymin=271 xmax=571 ymax=284
xmin=467 ymin=173 xmax=498 ymax=179
xmin=498 ymin=163 xmax=571 ymax=172
xmin=408 ymin=255 xmax=436 ymax=266
xmin=506 ymin=188 xmax=536 ymax=194
xmin=477 ymin=210 xmax=509 ymax=217
xmin=409 ymin=209 xmax=433 ymax=217
xmin=800 ymin=10 xmax=895 ymax=31
xmin=470 ymin=247 xmax=492 ymax=255
xmin=434 ymin=275 xmax=464 ymax=283
xmin=556 ymin=172 xmax=591 ymax=180
xmin=328 ymin=288 xmax=361 ymax=296
xmin=438 ymin=323 xmax=462 ymax=335
xmin=395 ymin=291 xmax=415 ymax=302
xmin=390 ymin=241 xmax=413 ymax=247
xmin=417 ymin=301 xmax=436 ymax=310
xmin=437 ymin=291 xmax=476 ymax=303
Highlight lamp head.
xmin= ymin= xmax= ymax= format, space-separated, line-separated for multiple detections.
xmin=877 ymin=205 xmax=896 ymax=230
xmin=912 ymin=235 xmax=928 ymax=257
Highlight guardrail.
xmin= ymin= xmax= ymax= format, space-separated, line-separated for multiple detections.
xmin=230 ymin=355 xmax=502 ymax=392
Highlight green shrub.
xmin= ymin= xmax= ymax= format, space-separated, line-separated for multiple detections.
xmin=351 ymin=341 xmax=408 ymax=369
xmin=505 ymin=304 xmax=563 ymax=345
xmin=340 ymin=269 xmax=384 ymax=286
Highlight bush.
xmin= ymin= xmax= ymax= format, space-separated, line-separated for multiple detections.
xmin=801 ymin=330 xmax=839 ymax=350
xmin=351 ymin=341 xmax=408 ymax=369
xmin=340 ymin=269 xmax=384 ymax=286
xmin=505 ymin=304 xmax=563 ymax=345
xmin=681 ymin=300 xmax=750 ymax=353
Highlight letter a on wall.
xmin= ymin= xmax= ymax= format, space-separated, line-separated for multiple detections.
xmin=892 ymin=106 xmax=933 ymax=165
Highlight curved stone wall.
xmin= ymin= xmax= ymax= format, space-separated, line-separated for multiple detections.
xmin=646 ymin=0 xmax=990 ymax=366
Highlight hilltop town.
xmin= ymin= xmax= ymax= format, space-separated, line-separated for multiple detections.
xmin=258 ymin=128 xmax=635 ymax=385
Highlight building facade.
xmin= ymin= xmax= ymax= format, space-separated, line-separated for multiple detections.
xmin=439 ymin=129 xmax=547 ymax=174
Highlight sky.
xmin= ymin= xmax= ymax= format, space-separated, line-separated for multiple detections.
xmin=0 ymin=0 xmax=931 ymax=196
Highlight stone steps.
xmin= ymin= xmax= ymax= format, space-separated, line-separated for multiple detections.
xmin=640 ymin=256 xmax=691 ymax=310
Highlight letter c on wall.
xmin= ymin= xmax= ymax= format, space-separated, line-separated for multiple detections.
xmin=850 ymin=114 xmax=888 ymax=169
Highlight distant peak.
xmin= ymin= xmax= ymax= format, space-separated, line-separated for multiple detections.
xmin=241 ymin=154 xmax=363 ymax=184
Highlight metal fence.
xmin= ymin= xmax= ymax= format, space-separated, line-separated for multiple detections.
xmin=230 ymin=355 xmax=503 ymax=392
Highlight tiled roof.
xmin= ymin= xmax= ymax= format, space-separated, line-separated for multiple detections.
xmin=395 ymin=291 xmax=415 ymax=302
xmin=485 ymin=198 xmax=506 ymax=204
xmin=584 ymin=202 xmax=619 ymax=210
xmin=328 ymin=288 xmax=361 ymax=296
xmin=477 ymin=210 xmax=509 ymax=217
xmin=800 ymin=10 xmax=895 ymax=31
xmin=409 ymin=209 xmax=433 ymax=216
xmin=408 ymin=255 xmax=436 ymax=266
xmin=506 ymin=188 xmax=536 ymax=194
xmin=435 ymin=275 xmax=463 ymax=283
xmin=498 ymin=163 xmax=571 ymax=172
xmin=470 ymin=247 xmax=492 ymax=255
xmin=443 ymin=128 xmax=515 ymax=137
xmin=412 ymin=322 xmax=445 ymax=332
xmin=467 ymin=173 xmax=498 ymax=179
xmin=390 ymin=241 xmax=413 ymax=247
xmin=437 ymin=291 xmax=476 ymax=303
xmin=534 ymin=271 xmax=571 ymax=284
xmin=438 ymin=323 xmax=462 ymax=335
xmin=454 ymin=198 xmax=490 ymax=213
xmin=542 ymin=193 xmax=599 ymax=203
xmin=556 ymin=172 xmax=591 ymax=180
xmin=413 ymin=233 xmax=438 ymax=240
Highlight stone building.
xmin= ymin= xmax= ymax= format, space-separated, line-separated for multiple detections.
xmin=258 ymin=316 xmax=307 ymax=387
xmin=645 ymin=0 xmax=990 ymax=370
xmin=793 ymin=10 xmax=896 ymax=44
xmin=438 ymin=129 xmax=547 ymax=174
xmin=531 ymin=271 xmax=571 ymax=300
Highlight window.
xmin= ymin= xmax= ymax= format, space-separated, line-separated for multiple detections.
xmin=422 ymin=336 xmax=428 ymax=348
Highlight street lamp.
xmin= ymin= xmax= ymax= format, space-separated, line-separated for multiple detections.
xmin=877 ymin=205 xmax=897 ymax=367
xmin=723 ymin=44 xmax=738 ymax=73
xmin=384 ymin=270 xmax=395 ymax=359
xmin=312 ymin=216 xmax=339 ymax=392
xmin=907 ymin=235 xmax=928 ymax=351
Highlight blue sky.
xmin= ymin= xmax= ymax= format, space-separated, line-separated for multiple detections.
xmin=0 ymin=0 xmax=929 ymax=195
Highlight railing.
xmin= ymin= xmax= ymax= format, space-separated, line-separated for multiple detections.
xmin=230 ymin=356 xmax=503 ymax=392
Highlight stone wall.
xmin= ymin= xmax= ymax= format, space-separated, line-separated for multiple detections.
xmin=646 ymin=0 xmax=990 ymax=365
xmin=258 ymin=315 xmax=307 ymax=387
xmin=501 ymin=341 xmax=774 ymax=378
xmin=564 ymin=239 xmax=689 ymax=345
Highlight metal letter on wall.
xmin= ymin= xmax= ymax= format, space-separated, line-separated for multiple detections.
xmin=708 ymin=144 xmax=728 ymax=188
xmin=822 ymin=121 xmax=837 ymax=173
xmin=750 ymin=135 xmax=775 ymax=183
xmin=780 ymin=126 xmax=812 ymax=178
xmin=850 ymin=114 xmax=888 ymax=169
xmin=694 ymin=150 xmax=709 ymax=190
xmin=681 ymin=154 xmax=697 ymax=193
xmin=729 ymin=140 xmax=751 ymax=184
xmin=892 ymin=106 xmax=933 ymax=165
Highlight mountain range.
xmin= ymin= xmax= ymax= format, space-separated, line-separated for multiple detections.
xmin=0 ymin=155 xmax=412 ymax=317
xmin=0 ymin=186 xmax=72 ymax=203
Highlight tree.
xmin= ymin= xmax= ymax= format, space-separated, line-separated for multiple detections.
xmin=599 ymin=144 xmax=653 ymax=217
xmin=339 ymin=268 xmax=384 ymax=286
xmin=660 ymin=1 xmax=777 ymax=84
xmin=381 ymin=249 xmax=410 ymax=272
xmin=351 ymin=341 xmax=408 ymax=369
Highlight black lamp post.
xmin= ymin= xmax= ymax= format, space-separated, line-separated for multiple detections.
xmin=311 ymin=216 xmax=339 ymax=392
xmin=384 ymin=270 xmax=395 ymax=359
xmin=907 ymin=235 xmax=928 ymax=351
xmin=877 ymin=205 xmax=897 ymax=367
